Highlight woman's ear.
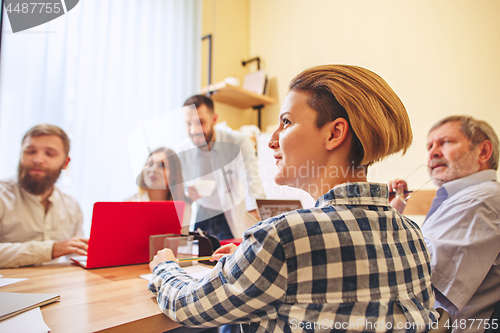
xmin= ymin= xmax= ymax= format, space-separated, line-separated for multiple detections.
xmin=324 ymin=118 xmax=349 ymax=151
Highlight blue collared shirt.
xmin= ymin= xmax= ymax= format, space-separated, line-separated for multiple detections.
xmin=149 ymin=183 xmax=437 ymax=332
xmin=422 ymin=170 xmax=500 ymax=333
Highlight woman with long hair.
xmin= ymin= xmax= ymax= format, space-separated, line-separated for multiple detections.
xmin=126 ymin=147 xmax=190 ymax=234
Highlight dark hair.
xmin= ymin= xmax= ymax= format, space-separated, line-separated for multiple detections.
xmin=138 ymin=147 xmax=186 ymax=201
xmin=183 ymin=95 xmax=214 ymax=113
xmin=23 ymin=124 xmax=70 ymax=156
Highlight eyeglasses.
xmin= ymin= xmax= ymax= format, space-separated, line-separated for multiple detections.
xmin=392 ymin=164 xmax=443 ymax=205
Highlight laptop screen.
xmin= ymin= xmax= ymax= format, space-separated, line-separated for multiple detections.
xmin=256 ymin=199 xmax=303 ymax=220
xmin=79 ymin=201 xmax=184 ymax=269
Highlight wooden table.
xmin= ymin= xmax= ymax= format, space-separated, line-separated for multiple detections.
xmin=0 ymin=262 xmax=183 ymax=332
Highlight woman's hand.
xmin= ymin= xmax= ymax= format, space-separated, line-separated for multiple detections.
xmin=210 ymin=243 xmax=238 ymax=262
xmin=149 ymin=248 xmax=178 ymax=272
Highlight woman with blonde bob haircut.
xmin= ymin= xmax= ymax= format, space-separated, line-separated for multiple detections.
xmin=289 ymin=64 xmax=413 ymax=167
xmin=148 ymin=65 xmax=438 ymax=332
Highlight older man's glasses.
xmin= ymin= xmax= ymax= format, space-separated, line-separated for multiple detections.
xmin=390 ymin=164 xmax=444 ymax=205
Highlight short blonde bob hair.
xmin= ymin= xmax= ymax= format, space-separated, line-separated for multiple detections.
xmin=289 ymin=65 xmax=412 ymax=166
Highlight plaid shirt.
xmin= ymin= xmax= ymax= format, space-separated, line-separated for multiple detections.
xmin=149 ymin=183 xmax=438 ymax=332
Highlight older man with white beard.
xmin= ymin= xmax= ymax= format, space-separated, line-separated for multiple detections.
xmin=389 ymin=116 xmax=500 ymax=333
xmin=0 ymin=124 xmax=88 ymax=268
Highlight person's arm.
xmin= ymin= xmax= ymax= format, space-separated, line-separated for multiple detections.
xmin=148 ymin=223 xmax=287 ymax=327
xmin=52 ymin=200 xmax=88 ymax=258
xmin=0 ymin=197 xmax=52 ymax=267
xmin=0 ymin=235 xmax=88 ymax=268
xmin=422 ymin=195 xmax=500 ymax=312
xmin=52 ymin=237 xmax=88 ymax=258
xmin=0 ymin=239 xmax=55 ymax=268
xmin=0 ymin=200 xmax=88 ymax=268
xmin=210 ymin=243 xmax=237 ymax=261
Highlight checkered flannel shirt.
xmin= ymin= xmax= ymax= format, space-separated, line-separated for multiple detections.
xmin=149 ymin=183 xmax=438 ymax=332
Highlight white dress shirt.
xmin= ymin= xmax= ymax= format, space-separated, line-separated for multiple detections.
xmin=0 ymin=178 xmax=84 ymax=268
xmin=176 ymin=127 xmax=266 ymax=238
xmin=422 ymin=170 xmax=500 ymax=333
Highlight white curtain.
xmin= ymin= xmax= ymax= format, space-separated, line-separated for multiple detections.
xmin=0 ymin=0 xmax=201 ymax=235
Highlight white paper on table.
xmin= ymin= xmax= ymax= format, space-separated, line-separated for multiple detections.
xmin=0 ymin=307 xmax=51 ymax=333
xmin=141 ymin=264 xmax=213 ymax=282
xmin=0 ymin=278 xmax=27 ymax=288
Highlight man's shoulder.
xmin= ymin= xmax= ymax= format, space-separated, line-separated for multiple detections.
xmin=439 ymin=179 xmax=500 ymax=223
xmin=0 ymin=177 xmax=20 ymax=193
xmin=259 ymin=208 xmax=319 ymax=234
xmin=453 ymin=179 xmax=500 ymax=201
xmin=216 ymin=127 xmax=249 ymax=144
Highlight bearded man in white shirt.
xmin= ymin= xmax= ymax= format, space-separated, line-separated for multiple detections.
xmin=177 ymin=95 xmax=266 ymax=241
xmin=0 ymin=124 xmax=88 ymax=268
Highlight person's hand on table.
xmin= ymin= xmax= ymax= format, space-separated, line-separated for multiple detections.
xmin=52 ymin=237 xmax=89 ymax=258
xmin=210 ymin=243 xmax=238 ymax=262
xmin=388 ymin=179 xmax=408 ymax=213
xmin=149 ymin=248 xmax=178 ymax=272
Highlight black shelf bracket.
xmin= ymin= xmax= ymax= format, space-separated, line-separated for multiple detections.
xmin=253 ymin=104 xmax=264 ymax=129
xmin=242 ymin=57 xmax=260 ymax=70
xmin=202 ymin=34 xmax=213 ymax=96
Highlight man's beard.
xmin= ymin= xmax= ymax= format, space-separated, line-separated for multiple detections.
xmin=191 ymin=128 xmax=214 ymax=148
xmin=18 ymin=162 xmax=64 ymax=195
xmin=429 ymin=149 xmax=480 ymax=187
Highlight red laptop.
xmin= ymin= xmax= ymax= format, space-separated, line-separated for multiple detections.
xmin=72 ymin=201 xmax=184 ymax=269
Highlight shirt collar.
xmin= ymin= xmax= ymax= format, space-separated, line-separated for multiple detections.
xmin=442 ymin=169 xmax=497 ymax=198
xmin=315 ymin=182 xmax=390 ymax=208
xmin=47 ymin=188 xmax=57 ymax=203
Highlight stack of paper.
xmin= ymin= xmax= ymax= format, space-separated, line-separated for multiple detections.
xmin=0 ymin=277 xmax=27 ymax=288
xmin=0 ymin=308 xmax=51 ymax=333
